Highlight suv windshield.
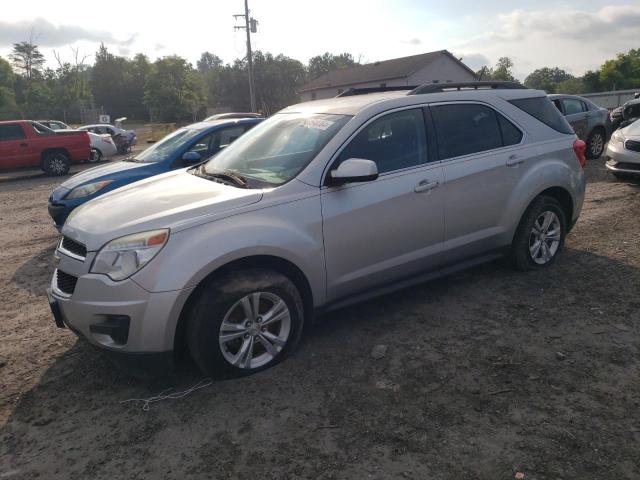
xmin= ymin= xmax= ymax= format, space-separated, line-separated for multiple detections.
xmin=134 ymin=128 xmax=203 ymax=163
xmin=202 ymin=113 xmax=350 ymax=186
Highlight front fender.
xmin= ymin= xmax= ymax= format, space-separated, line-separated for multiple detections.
xmin=131 ymin=195 xmax=326 ymax=305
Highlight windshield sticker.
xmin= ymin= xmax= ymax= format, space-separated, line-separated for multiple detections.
xmin=302 ymin=118 xmax=334 ymax=130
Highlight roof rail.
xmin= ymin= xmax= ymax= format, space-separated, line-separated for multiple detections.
xmin=408 ymin=81 xmax=525 ymax=95
xmin=336 ymin=85 xmax=418 ymax=97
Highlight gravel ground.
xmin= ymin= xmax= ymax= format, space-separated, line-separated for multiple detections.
xmin=0 ymin=158 xmax=639 ymax=479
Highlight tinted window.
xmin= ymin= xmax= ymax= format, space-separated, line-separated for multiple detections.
xmin=498 ymin=115 xmax=523 ymax=146
xmin=562 ymin=98 xmax=586 ymax=115
xmin=0 ymin=124 xmax=25 ymax=141
xmin=510 ymin=97 xmax=574 ymax=134
xmin=431 ymin=104 xmax=502 ymax=159
xmin=338 ymin=109 xmax=427 ymax=173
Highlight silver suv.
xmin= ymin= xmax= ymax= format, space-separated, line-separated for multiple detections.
xmin=48 ymin=82 xmax=587 ymax=378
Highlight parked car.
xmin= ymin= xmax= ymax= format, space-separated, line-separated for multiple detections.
xmin=205 ymin=112 xmax=263 ymax=121
xmin=604 ymin=119 xmax=640 ymax=178
xmin=78 ymin=124 xmax=137 ymax=154
xmin=37 ymin=120 xmax=118 ymax=162
xmin=37 ymin=120 xmax=72 ymax=130
xmin=549 ymin=94 xmax=611 ymax=159
xmin=0 ymin=120 xmax=90 ymax=175
xmin=48 ymin=118 xmax=262 ymax=229
xmin=47 ymin=82 xmax=586 ymax=378
xmin=611 ymin=94 xmax=640 ymax=131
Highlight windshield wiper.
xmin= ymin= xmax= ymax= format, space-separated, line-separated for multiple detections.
xmin=195 ymin=165 xmax=248 ymax=188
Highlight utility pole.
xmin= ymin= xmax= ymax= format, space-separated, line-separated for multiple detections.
xmin=234 ymin=0 xmax=257 ymax=112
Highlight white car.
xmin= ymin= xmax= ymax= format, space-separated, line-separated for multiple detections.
xmin=34 ymin=120 xmax=117 ymax=163
xmin=605 ymin=120 xmax=640 ymax=178
xmin=78 ymin=124 xmax=138 ymax=154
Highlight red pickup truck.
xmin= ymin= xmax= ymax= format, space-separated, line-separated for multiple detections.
xmin=0 ymin=120 xmax=91 ymax=175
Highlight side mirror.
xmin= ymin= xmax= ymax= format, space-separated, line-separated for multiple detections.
xmin=329 ymin=158 xmax=378 ymax=185
xmin=182 ymin=151 xmax=202 ymax=163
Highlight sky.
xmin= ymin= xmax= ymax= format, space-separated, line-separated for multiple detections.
xmin=0 ymin=0 xmax=638 ymax=80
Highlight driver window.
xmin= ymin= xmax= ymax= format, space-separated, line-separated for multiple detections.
xmin=189 ymin=132 xmax=216 ymax=157
xmin=337 ymin=109 xmax=428 ymax=174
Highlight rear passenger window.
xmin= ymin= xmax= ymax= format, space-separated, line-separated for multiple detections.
xmin=498 ymin=115 xmax=523 ymax=146
xmin=338 ymin=108 xmax=427 ymax=174
xmin=562 ymin=98 xmax=586 ymax=115
xmin=0 ymin=124 xmax=25 ymax=141
xmin=431 ymin=104 xmax=503 ymax=159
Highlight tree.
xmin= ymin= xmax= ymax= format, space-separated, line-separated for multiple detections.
xmin=599 ymin=49 xmax=640 ymax=91
xmin=524 ymin=67 xmax=574 ymax=93
xmin=10 ymin=41 xmax=46 ymax=80
xmin=476 ymin=57 xmax=517 ymax=82
xmin=308 ymin=52 xmax=358 ymax=79
xmin=0 ymin=56 xmax=19 ymax=119
xmin=144 ymin=56 xmax=205 ymax=121
xmin=197 ymin=52 xmax=223 ymax=72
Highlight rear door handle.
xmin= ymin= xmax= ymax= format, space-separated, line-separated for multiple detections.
xmin=414 ymin=179 xmax=439 ymax=193
xmin=506 ymin=154 xmax=524 ymax=167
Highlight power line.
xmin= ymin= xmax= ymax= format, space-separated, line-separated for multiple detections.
xmin=233 ymin=0 xmax=258 ymax=112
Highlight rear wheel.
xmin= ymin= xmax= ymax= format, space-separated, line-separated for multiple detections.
xmin=510 ymin=195 xmax=567 ymax=271
xmin=89 ymin=148 xmax=102 ymax=163
xmin=187 ymin=269 xmax=304 ymax=378
xmin=42 ymin=151 xmax=70 ymax=176
xmin=586 ymin=129 xmax=605 ymax=159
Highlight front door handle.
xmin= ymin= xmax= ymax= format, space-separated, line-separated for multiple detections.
xmin=414 ymin=179 xmax=439 ymax=193
xmin=20 ymin=143 xmax=28 ymax=148
xmin=506 ymin=154 xmax=524 ymax=167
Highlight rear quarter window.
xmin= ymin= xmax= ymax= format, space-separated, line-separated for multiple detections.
xmin=510 ymin=97 xmax=574 ymax=135
xmin=0 ymin=124 xmax=26 ymax=141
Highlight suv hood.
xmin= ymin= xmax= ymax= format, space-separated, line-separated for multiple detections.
xmin=63 ymin=169 xmax=263 ymax=251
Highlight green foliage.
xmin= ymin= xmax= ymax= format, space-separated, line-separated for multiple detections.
xmin=10 ymin=41 xmax=46 ymax=80
xmin=555 ymin=78 xmax=585 ymax=95
xmin=197 ymin=52 xmax=223 ymax=72
xmin=308 ymin=52 xmax=358 ymax=80
xmin=144 ymin=56 xmax=205 ymax=122
xmin=599 ymin=49 xmax=640 ymax=90
xmin=23 ymin=80 xmax=53 ymax=118
xmin=477 ymin=57 xmax=518 ymax=83
xmin=524 ymin=67 xmax=574 ymax=93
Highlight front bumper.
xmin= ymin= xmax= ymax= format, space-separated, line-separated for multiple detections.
xmin=48 ymin=249 xmax=194 ymax=376
xmin=605 ymin=140 xmax=640 ymax=174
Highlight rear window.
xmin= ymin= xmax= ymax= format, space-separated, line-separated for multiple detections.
xmin=510 ymin=97 xmax=574 ymax=134
xmin=0 ymin=124 xmax=25 ymax=141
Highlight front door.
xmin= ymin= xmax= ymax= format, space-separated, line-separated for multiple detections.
xmin=321 ymin=108 xmax=445 ymax=301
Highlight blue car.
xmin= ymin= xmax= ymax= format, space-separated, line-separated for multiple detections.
xmin=48 ymin=118 xmax=262 ymax=229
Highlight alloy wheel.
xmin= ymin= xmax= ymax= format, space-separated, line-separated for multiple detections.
xmin=590 ymin=133 xmax=604 ymax=157
xmin=50 ymin=155 xmax=67 ymax=175
xmin=218 ymin=291 xmax=291 ymax=369
xmin=529 ymin=211 xmax=561 ymax=265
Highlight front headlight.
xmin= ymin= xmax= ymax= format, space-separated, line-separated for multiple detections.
xmin=610 ymin=132 xmax=624 ymax=145
xmin=91 ymin=229 xmax=169 ymax=281
xmin=66 ymin=180 xmax=113 ymax=199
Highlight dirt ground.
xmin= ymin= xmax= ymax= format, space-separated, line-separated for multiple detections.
xmin=0 ymin=159 xmax=639 ymax=479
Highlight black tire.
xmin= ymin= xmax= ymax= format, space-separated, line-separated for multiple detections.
xmin=42 ymin=151 xmax=70 ymax=176
xmin=187 ymin=269 xmax=304 ymax=378
xmin=89 ymin=148 xmax=102 ymax=163
xmin=510 ymin=195 xmax=567 ymax=271
xmin=585 ymin=128 xmax=605 ymax=159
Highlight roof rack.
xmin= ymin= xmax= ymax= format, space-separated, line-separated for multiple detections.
xmin=408 ymin=81 xmax=525 ymax=95
xmin=336 ymin=86 xmax=418 ymax=97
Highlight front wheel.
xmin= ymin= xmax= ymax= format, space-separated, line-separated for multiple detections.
xmin=510 ymin=195 xmax=567 ymax=271
xmin=187 ymin=269 xmax=304 ymax=378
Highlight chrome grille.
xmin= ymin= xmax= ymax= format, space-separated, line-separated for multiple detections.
xmin=56 ymin=270 xmax=78 ymax=296
xmin=60 ymin=236 xmax=87 ymax=259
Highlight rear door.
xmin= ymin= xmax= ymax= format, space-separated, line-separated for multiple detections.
xmin=430 ymin=102 xmax=526 ymax=263
xmin=0 ymin=123 xmax=32 ymax=169
xmin=321 ymin=107 xmax=445 ymax=301
xmin=561 ymin=98 xmax=588 ymax=140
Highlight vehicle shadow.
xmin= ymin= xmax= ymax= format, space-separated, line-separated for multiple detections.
xmin=11 ymin=241 xmax=58 ymax=295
